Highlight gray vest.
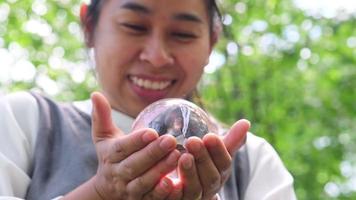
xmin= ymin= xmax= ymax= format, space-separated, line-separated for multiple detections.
xmin=26 ymin=93 xmax=249 ymax=200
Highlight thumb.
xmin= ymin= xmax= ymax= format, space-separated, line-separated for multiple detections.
xmin=223 ymin=119 xmax=251 ymax=156
xmin=91 ymin=91 xmax=121 ymax=143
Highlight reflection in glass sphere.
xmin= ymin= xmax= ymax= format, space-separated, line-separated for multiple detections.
xmin=132 ymin=98 xmax=218 ymax=152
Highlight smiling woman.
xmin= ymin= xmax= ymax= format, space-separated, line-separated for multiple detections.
xmin=88 ymin=0 xmax=214 ymax=117
xmin=0 ymin=0 xmax=296 ymax=199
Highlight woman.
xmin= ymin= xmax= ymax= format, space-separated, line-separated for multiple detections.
xmin=0 ymin=0 xmax=297 ymax=199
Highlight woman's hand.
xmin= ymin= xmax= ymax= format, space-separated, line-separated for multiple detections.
xmin=90 ymin=92 xmax=181 ymax=200
xmin=178 ymin=119 xmax=251 ymax=200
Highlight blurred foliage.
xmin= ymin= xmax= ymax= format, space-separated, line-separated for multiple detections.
xmin=1 ymin=0 xmax=355 ymax=199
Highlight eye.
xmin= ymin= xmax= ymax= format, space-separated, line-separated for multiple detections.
xmin=120 ymin=23 xmax=148 ymax=34
xmin=172 ymin=32 xmax=197 ymax=39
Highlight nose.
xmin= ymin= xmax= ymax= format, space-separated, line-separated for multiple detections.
xmin=139 ymin=35 xmax=174 ymax=68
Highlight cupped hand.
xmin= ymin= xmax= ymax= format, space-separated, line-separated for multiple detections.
xmin=90 ymin=92 xmax=181 ymax=200
xmin=178 ymin=119 xmax=251 ymax=200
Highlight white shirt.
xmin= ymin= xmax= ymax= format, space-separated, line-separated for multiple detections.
xmin=0 ymin=92 xmax=297 ymax=200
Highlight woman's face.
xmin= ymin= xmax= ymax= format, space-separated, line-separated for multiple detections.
xmin=91 ymin=0 xmax=215 ymax=117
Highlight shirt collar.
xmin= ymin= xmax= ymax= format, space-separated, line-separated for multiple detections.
xmin=73 ymin=99 xmax=134 ymax=134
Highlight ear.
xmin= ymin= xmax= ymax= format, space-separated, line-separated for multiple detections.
xmin=209 ymin=23 xmax=222 ymax=52
xmin=80 ymin=3 xmax=94 ymax=47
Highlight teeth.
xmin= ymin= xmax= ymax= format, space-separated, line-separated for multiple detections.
xmin=130 ymin=76 xmax=172 ymax=90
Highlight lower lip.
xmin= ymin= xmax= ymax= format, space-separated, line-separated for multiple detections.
xmin=129 ymin=80 xmax=171 ymax=103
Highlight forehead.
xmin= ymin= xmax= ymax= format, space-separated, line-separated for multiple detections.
xmin=104 ymin=0 xmax=209 ymax=22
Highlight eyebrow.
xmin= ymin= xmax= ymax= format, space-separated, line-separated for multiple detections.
xmin=173 ymin=13 xmax=203 ymax=24
xmin=121 ymin=2 xmax=151 ymax=14
xmin=120 ymin=2 xmax=203 ymax=24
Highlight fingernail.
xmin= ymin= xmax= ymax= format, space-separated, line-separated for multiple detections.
xmin=189 ymin=142 xmax=201 ymax=153
xmin=160 ymin=136 xmax=176 ymax=150
xmin=183 ymin=156 xmax=193 ymax=169
xmin=209 ymin=135 xmax=218 ymax=147
xmin=142 ymin=132 xmax=157 ymax=143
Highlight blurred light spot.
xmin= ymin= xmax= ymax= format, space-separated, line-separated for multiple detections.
xmin=235 ymin=2 xmax=246 ymax=14
xmin=53 ymin=46 xmax=65 ymax=58
xmin=301 ymin=19 xmax=313 ymax=31
xmin=270 ymin=15 xmax=280 ymax=25
xmin=338 ymin=133 xmax=351 ymax=145
xmin=59 ymin=0 xmax=70 ymax=5
xmin=241 ymin=26 xmax=253 ymax=38
xmin=261 ymin=33 xmax=294 ymax=54
xmin=223 ymin=14 xmax=233 ymax=25
xmin=24 ymin=18 xmax=52 ymax=37
xmin=324 ymin=182 xmax=340 ymax=198
xmin=300 ymin=48 xmax=312 ymax=60
xmin=44 ymin=33 xmax=58 ymax=45
xmin=204 ymin=51 xmax=225 ymax=74
xmin=281 ymin=13 xmax=291 ymax=24
xmin=71 ymin=4 xmax=80 ymax=17
xmin=0 ymin=3 xmax=10 ymax=22
xmin=10 ymin=60 xmax=36 ymax=82
xmin=32 ymin=0 xmax=48 ymax=16
xmin=348 ymin=177 xmax=356 ymax=192
xmin=226 ymin=42 xmax=239 ymax=55
xmin=70 ymin=63 xmax=86 ymax=83
xmin=283 ymin=25 xmax=300 ymax=43
xmin=347 ymin=37 xmax=356 ymax=48
xmin=242 ymin=45 xmax=254 ymax=56
xmin=310 ymin=54 xmax=320 ymax=64
xmin=294 ymin=0 xmax=356 ymax=18
xmin=68 ymin=22 xmax=82 ymax=39
xmin=309 ymin=26 xmax=322 ymax=41
xmin=75 ymin=49 xmax=87 ymax=60
xmin=297 ymin=60 xmax=308 ymax=71
xmin=252 ymin=20 xmax=268 ymax=32
xmin=340 ymin=161 xmax=353 ymax=178
xmin=36 ymin=74 xmax=59 ymax=96
xmin=14 ymin=8 xmax=26 ymax=20
xmin=56 ymin=9 xmax=67 ymax=20
xmin=49 ymin=55 xmax=62 ymax=69
xmin=9 ymin=42 xmax=28 ymax=60
xmin=0 ymin=48 xmax=13 ymax=83
xmin=313 ymin=136 xmax=331 ymax=150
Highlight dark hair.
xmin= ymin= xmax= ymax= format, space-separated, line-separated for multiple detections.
xmin=84 ymin=0 xmax=222 ymax=34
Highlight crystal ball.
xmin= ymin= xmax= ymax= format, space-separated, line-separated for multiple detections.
xmin=132 ymin=98 xmax=218 ymax=151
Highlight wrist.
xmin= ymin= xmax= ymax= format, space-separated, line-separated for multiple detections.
xmin=62 ymin=176 xmax=104 ymax=200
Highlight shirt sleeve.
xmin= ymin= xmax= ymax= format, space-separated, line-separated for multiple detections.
xmin=244 ymin=133 xmax=297 ymax=200
xmin=0 ymin=92 xmax=39 ymax=198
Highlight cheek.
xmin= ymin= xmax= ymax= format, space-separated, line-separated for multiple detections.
xmin=179 ymin=44 xmax=209 ymax=77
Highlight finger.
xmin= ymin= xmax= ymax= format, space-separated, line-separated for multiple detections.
xmin=108 ymin=128 xmax=159 ymax=163
xmin=203 ymin=134 xmax=232 ymax=182
xmin=223 ymin=119 xmax=250 ymax=156
xmin=185 ymin=137 xmax=221 ymax=198
xmin=127 ymin=150 xmax=180 ymax=198
xmin=167 ymin=181 xmax=183 ymax=200
xmin=178 ymin=153 xmax=202 ymax=200
xmin=142 ymin=177 xmax=174 ymax=200
xmin=91 ymin=91 xmax=121 ymax=143
xmin=115 ymin=135 xmax=177 ymax=181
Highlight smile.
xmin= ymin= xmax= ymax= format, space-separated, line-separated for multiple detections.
xmin=129 ymin=75 xmax=173 ymax=90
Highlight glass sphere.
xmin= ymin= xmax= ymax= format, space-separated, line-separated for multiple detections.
xmin=132 ymin=98 xmax=218 ymax=151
